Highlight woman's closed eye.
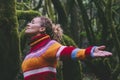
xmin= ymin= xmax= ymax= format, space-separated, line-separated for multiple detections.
xmin=31 ymin=20 xmax=35 ymax=24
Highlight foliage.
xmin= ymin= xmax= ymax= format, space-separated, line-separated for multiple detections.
xmin=17 ymin=10 xmax=41 ymax=20
xmin=61 ymin=34 xmax=77 ymax=46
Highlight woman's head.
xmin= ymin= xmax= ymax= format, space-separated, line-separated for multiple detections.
xmin=25 ymin=16 xmax=63 ymax=41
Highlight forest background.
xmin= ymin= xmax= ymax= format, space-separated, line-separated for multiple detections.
xmin=0 ymin=0 xmax=120 ymax=80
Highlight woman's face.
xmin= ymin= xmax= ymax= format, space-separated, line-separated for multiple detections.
xmin=25 ymin=17 xmax=45 ymax=36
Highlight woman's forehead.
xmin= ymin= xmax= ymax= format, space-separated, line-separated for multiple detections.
xmin=32 ymin=17 xmax=41 ymax=22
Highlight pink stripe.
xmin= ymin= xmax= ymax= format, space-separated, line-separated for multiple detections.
xmin=24 ymin=67 xmax=56 ymax=78
xmin=25 ymin=40 xmax=56 ymax=60
xmin=25 ymin=71 xmax=56 ymax=80
xmin=56 ymin=46 xmax=66 ymax=60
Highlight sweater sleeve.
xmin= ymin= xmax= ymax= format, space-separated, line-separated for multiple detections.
xmin=56 ymin=46 xmax=95 ymax=61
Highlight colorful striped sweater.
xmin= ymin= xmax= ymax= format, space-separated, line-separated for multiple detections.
xmin=22 ymin=34 xmax=94 ymax=80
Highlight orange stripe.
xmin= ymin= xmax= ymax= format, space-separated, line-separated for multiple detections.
xmin=30 ymin=35 xmax=49 ymax=46
xmin=42 ymin=42 xmax=62 ymax=58
xmin=76 ymin=49 xmax=86 ymax=60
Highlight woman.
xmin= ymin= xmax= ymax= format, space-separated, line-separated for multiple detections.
xmin=22 ymin=16 xmax=112 ymax=80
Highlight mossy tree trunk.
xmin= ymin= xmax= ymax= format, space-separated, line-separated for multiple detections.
xmin=0 ymin=0 xmax=20 ymax=80
xmin=51 ymin=0 xmax=69 ymax=35
xmin=106 ymin=0 xmax=120 ymax=79
xmin=77 ymin=0 xmax=96 ymax=45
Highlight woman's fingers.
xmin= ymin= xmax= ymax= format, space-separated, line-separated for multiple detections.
xmin=94 ymin=51 xmax=112 ymax=57
xmin=97 ymin=45 xmax=106 ymax=50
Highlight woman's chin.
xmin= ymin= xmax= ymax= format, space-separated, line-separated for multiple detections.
xmin=25 ymin=32 xmax=33 ymax=36
xmin=25 ymin=32 xmax=39 ymax=37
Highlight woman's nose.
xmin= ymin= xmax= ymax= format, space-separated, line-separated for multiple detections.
xmin=27 ymin=23 xmax=31 ymax=26
xmin=27 ymin=23 xmax=32 ymax=27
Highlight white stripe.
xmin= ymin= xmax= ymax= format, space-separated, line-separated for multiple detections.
xmin=23 ymin=67 xmax=56 ymax=77
xmin=56 ymin=46 xmax=66 ymax=60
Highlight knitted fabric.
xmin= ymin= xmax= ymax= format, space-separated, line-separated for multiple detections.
xmin=22 ymin=34 xmax=93 ymax=80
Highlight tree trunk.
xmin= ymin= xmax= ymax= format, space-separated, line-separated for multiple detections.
xmin=106 ymin=0 xmax=120 ymax=79
xmin=51 ymin=0 xmax=69 ymax=35
xmin=0 ymin=0 xmax=20 ymax=80
xmin=77 ymin=0 xmax=95 ymax=45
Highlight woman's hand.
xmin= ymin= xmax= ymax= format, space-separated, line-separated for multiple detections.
xmin=93 ymin=46 xmax=112 ymax=57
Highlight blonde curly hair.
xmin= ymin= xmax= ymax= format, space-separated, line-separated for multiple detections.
xmin=37 ymin=16 xmax=63 ymax=42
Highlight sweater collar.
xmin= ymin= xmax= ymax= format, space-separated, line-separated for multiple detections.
xmin=29 ymin=34 xmax=51 ymax=52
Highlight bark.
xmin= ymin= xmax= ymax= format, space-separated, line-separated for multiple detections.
xmin=77 ymin=0 xmax=95 ymax=45
xmin=0 ymin=0 xmax=20 ymax=80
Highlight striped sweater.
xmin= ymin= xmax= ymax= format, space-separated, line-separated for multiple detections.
xmin=22 ymin=34 xmax=94 ymax=80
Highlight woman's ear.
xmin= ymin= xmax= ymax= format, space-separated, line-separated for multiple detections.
xmin=39 ymin=27 xmax=46 ymax=33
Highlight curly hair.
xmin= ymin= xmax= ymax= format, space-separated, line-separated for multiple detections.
xmin=36 ymin=16 xmax=63 ymax=42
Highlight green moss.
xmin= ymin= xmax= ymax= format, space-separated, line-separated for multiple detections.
xmin=0 ymin=0 xmax=21 ymax=80
xmin=17 ymin=10 xmax=41 ymax=20
xmin=61 ymin=34 xmax=77 ymax=47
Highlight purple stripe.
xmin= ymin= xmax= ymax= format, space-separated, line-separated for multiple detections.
xmin=25 ymin=40 xmax=56 ymax=60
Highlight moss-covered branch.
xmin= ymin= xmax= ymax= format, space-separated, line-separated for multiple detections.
xmin=17 ymin=10 xmax=41 ymax=20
